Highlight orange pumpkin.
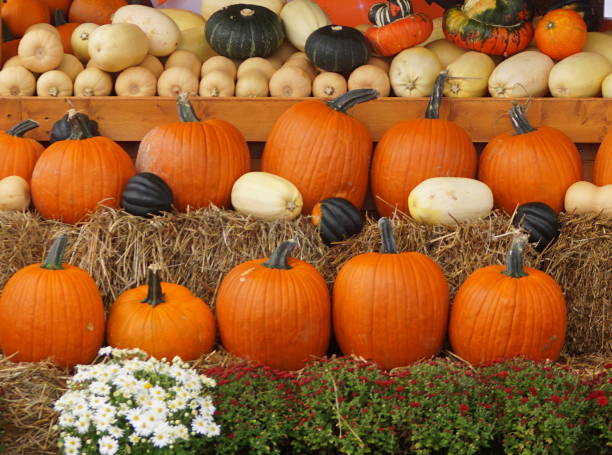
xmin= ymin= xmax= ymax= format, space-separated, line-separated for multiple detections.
xmin=216 ymin=240 xmax=331 ymax=371
xmin=449 ymin=235 xmax=567 ymax=365
xmin=0 ymin=235 xmax=105 ymax=369
xmin=333 ymin=218 xmax=449 ymax=370
xmin=68 ymin=0 xmax=127 ymax=25
xmin=2 ymin=0 xmax=51 ymax=37
xmin=106 ymin=268 xmax=216 ymax=362
xmin=0 ymin=120 xmax=45 ymax=182
xmin=261 ymin=89 xmax=377 ymax=213
xmin=1 ymin=39 xmax=21 ymax=66
xmin=593 ymin=130 xmax=612 ymax=186
xmin=53 ymin=9 xmax=79 ymax=54
xmin=135 ymin=94 xmax=250 ymax=212
xmin=365 ymin=13 xmax=433 ymax=57
xmin=31 ymin=110 xmax=136 ymax=224
xmin=535 ymin=8 xmax=587 ymax=60
xmin=40 ymin=0 xmax=73 ymax=14
xmin=370 ymin=71 xmax=477 ymax=217
xmin=478 ymin=103 xmax=582 ymax=214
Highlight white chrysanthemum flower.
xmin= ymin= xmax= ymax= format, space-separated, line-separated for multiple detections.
xmin=63 ymin=435 xmax=81 ymax=451
xmin=93 ymin=411 xmax=114 ymax=432
xmin=149 ymin=385 xmax=167 ymax=400
xmin=151 ymin=423 xmax=174 ymax=448
xmin=98 ymin=435 xmax=118 ymax=455
xmin=108 ymin=426 xmax=123 ymax=439
xmin=191 ymin=416 xmax=209 ymax=435
xmin=75 ymin=417 xmax=91 ymax=434
xmin=206 ymin=422 xmax=221 ymax=437
xmin=201 ymin=376 xmax=216 ymax=388
xmin=58 ymin=413 xmax=76 ymax=428
xmin=71 ymin=369 xmax=94 ymax=383
xmin=89 ymin=381 xmax=111 ymax=396
xmin=98 ymin=346 xmax=113 ymax=356
xmin=89 ymin=396 xmax=109 ymax=409
xmin=170 ymin=424 xmax=189 ymax=440
xmin=128 ymin=433 xmax=140 ymax=445
xmin=71 ymin=399 xmax=90 ymax=417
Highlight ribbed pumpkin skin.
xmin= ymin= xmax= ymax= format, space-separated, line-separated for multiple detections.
xmin=593 ymin=130 xmax=612 ymax=185
xmin=216 ymin=257 xmax=331 ymax=371
xmin=371 ymin=118 xmax=477 ymax=217
xmin=68 ymin=0 xmax=128 ymax=24
xmin=107 ymin=283 xmax=216 ymax=362
xmin=365 ymin=13 xmax=433 ymax=57
xmin=31 ymin=137 xmax=136 ymax=224
xmin=449 ymin=265 xmax=567 ymax=364
xmin=0 ymin=128 xmax=44 ymax=182
xmin=333 ymin=252 xmax=449 ymax=370
xmin=0 ymin=264 xmax=105 ymax=369
xmin=478 ymin=127 xmax=582 ymax=214
xmin=136 ymin=120 xmax=250 ymax=212
xmin=262 ymin=101 xmax=372 ymax=213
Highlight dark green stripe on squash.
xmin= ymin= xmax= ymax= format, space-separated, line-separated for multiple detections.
xmin=312 ymin=197 xmax=363 ymax=245
xmin=121 ymin=172 xmax=174 ymax=218
xmin=305 ymin=24 xmax=371 ymax=75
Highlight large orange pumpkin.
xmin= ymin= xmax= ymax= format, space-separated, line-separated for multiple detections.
xmin=0 ymin=235 xmax=105 ymax=369
xmin=449 ymin=235 xmax=567 ymax=365
xmin=53 ymin=9 xmax=79 ymax=54
xmin=593 ymin=130 xmax=612 ymax=186
xmin=333 ymin=218 xmax=450 ymax=370
xmin=68 ymin=0 xmax=127 ymax=24
xmin=216 ymin=240 xmax=331 ymax=371
xmin=0 ymin=120 xmax=44 ymax=182
xmin=106 ymin=268 xmax=216 ymax=362
xmin=135 ymin=93 xmax=250 ymax=212
xmin=261 ymin=89 xmax=377 ymax=213
xmin=478 ymin=103 xmax=582 ymax=214
xmin=40 ymin=0 xmax=73 ymax=14
xmin=30 ymin=110 xmax=136 ymax=224
xmin=535 ymin=8 xmax=587 ymax=60
xmin=2 ymin=0 xmax=51 ymax=37
xmin=371 ymin=71 xmax=477 ymax=217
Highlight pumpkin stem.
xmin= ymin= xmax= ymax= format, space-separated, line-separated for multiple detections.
xmin=142 ymin=267 xmax=165 ymax=307
xmin=325 ymin=88 xmax=379 ymax=113
xmin=502 ymin=235 xmax=529 ymax=278
xmin=6 ymin=119 xmax=40 ymax=137
xmin=52 ymin=8 xmax=68 ymax=26
xmin=177 ymin=92 xmax=201 ymax=123
xmin=67 ymin=109 xmax=94 ymax=139
xmin=41 ymin=235 xmax=68 ymax=270
xmin=509 ymin=102 xmax=537 ymax=135
xmin=425 ymin=71 xmax=448 ymax=120
xmin=378 ymin=217 xmax=398 ymax=254
xmin=263 ymin=240 xmax=297 ymax=270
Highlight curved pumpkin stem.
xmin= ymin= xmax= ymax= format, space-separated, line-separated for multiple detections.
xmin=6 ymin=119 xmax=40 ymax=137
xmin=142 ymin=267 xmax=165 ymax=307
xmin=41 ymin=235 xmax=68 ymax=270
xmin=177 ymin=92 xmax=201 ymax=123
xmin=67 ymin=109 xmax=94 ymax=139
xmin=53 ymin=9 xmax=68 ymax=26
xmin=326 ymin=88 xmax=379 ymax=113
xmin=378 ymin=217 xmax=398 ymax=254
xmin=263 ymin=240 xmax=297 ymax=270
xmin=509 ymin=102 xmax=537 ymax=135
xmin=502 ymin=235 xmax=529 ymax=278
xmin=425 ymin=71 xmax=448 ymax=120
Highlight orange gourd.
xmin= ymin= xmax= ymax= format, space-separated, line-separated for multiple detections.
xmin=53 ymin=9 xmax=79 ymax=54
xmin=68 ymin=0 xmax=127 ymax=25
xmin=593 ymin=130 xmax=612 ymax=185
xmin=449 ymin=235 xmax=567 ymax=365
xmin=0 ymin=235 xmax=105 ymax=369
xmin=216 ymin=240 xmax=331 ymax=371
xmin=261 ymin=88 xmax=378 ymax=213
xmin=370 ymin=71 xmax=477 ymax=217
xmin=135 ymin=93 xmax=250 ymax=212
xmin=40 ymin=0 xmax=72 ymax=14
xmin=333 ymin=218 xmax=449 ymax=370
xmin=535 ymin=9 xmax=587 ymax=60
xmin=0 ymin=120 xmax=45 ymax=182
xmin=30 ymin=110 xmax=136 ymax=224
xmin=365 ymin=13 xmax=433 ymax=57
xmin=478 ymin=103 xmax=582 ymax=214
xmin=2 ymin=0 xmax=51 ymax=37
xmin=106 ymin=268 xmax=216 ymax=362
xmin=1 ymin=39 xmax=21 ymax=66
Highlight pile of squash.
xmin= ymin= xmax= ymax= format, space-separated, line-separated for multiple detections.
xmin=1 ymin=0 xmax=611 ymax=98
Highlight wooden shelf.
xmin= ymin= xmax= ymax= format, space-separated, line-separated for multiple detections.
xmin=0 ymin=96 xmax=610 ymax=143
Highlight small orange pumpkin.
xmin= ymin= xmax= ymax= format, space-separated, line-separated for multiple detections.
xmin=2 ymin=0 xmax=51 ymax=37
xmin=535 ymin=8 xmax=587 ymax=60
xmin=39 ymin=0 xmax=73 ymax=14
xmin=68 ymin=0 xmax=127 ymax=25
xmin=53 ymin=9 xmax=79 ymax=54
xmin=0 ymin=120 xmax=45 ymax=182
xmin=593 ymin=130 xmax=612 ymax=186
xmin=365 ymin=13 xmax=433 ymax=57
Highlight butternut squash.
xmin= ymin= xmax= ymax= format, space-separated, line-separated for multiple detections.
xmin=139 ymin=55 xmax=164 ymax=79
xmin=70 ymin=22 xmax=99 ymax=62
xmin=425 ymin=39 xmax=467 ymax=68
xmin=0 ymin=66 xmax=36 ymax=96
xmin=199 ymin=70 xmax=235 ymax=97
xmin=235 ymin=70 xmax=269 ymax=97
xmin=73 ymin=67 xmax=113 ymax=96
xmin=0 ymin=176 xmax=30 ymax=211
xmin=18 ymin=28 xmax=64 ymax=73
xmin=36 ymin=70 xmax=73 ymax=96
xmin=157 ymin=67 xmax=199 ymax=97
xmin=348 ymin=64 xmax=390 ymax=97
xmin=269 ymin=65 xmax=312 ymax=97
xmin=201 ymin=55 xmax=237 ymax=79
xmin=444 ymin=51 xmax=495 ymax=97
xmin=237 ymin=57 xmax=277 ymax=80
xmin=389 ymin=47 xmax=442 ymax=97
xmin=312 ymin=71 xmax=347 ymax=97
xmin=88 ymin=23 xmax=149 ymax=73
xmin=115 ymin=66 xmax=157 ymax=97
xmin=56 ymin=53 xmax=84 ymax=81
xmin=165 ymin=50 xmax=202 ymax=78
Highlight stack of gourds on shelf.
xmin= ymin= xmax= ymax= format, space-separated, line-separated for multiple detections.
xmin=1 ymin=0 xmax=611 ymax=98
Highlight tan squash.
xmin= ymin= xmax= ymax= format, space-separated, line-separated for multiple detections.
xmin=2 ymin=56 xmax=24 ymax=69
xmin=159 ymin=8 xmax=206 ymax=30
xmin=389 ymin=47 xmax=442 ymax=97
xmin=25 ymin=23 xmax=61 ymax=36
xmin=283 ymin=52 xmax=317 ymax=79
xmin=115 ymin=66 xmax=157 ymax=96
xmin=488 ymin=50 xmax=554 ymax=98
xmin=56 ymin=54 xmax=84 ymax=81
xmin=73 ymin=67 xmax=113 ymax=96
xmin=112 ymin=5 xmax=181 ymax=57
xmin=201 ymin=55 xmax=237 ymax=79
xmin=444 ymin=51 xmax=495 ymax=97
xmin=421 ymin=16 xmax=444 ymax=46
xmin=347 ymin=64 xmax=390 ymax=97
xmin=177 ymin=26 xmax=217 ymax=62
xmin=237 ymin=57 xmax=277 ymax=80
xmin=70 ymin=23 xmax=99 ymax=62
xmin=235 ymin=70 xmax=269 ymax=97
xmin=0 ymin=66 xmax=36 ymax=96
xmin=157 ymin=67 xmax=199 ymax=97
xmin=199 ymin=70 xmax=235 ymax=97
xmin=582 ymin=32 xmax=612 ymax=63
xmin=165 ymin=50 xmax=202 ymax=78
xmin=564 ymin=181 xmax=612 ymax=217
xmin=603 ymin=73 xmax=612 ymax=98
xmin=18 ymin=28 xmax=64 ymax=73
xmin=202 ymin=0 xmax=286 ymax=19
xmin=312 ymin=71 xmax=347 ymax=97
xmin=268 ymin=40 xmax=299 ymax=65
xmin=0 ymin=176 xmax=30 ymax=211
xmin=139 ymin=55 xmax=164 ymax=79
xmin=425 ymin=39 xmax=467 ymax=68
xmin=36 ymin=70 xmax=73 ymax=96
xmin=280 ymin=0 xmax=331 ymax=51
xmin=269 ymin=65 xmax=312 ymax=97
xmin=548 ymin=52 xmax=612 ymax=97
xmin=366 ymin=56 xmax=390 ymax=73
xmin=88 ymin=23 xmax=149 ymax=73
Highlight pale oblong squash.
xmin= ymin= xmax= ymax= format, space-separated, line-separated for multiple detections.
xmin=159 ymin=8 xmax=206 ymax=30
xmin=425 ymin=39 xmax=467 ymax=68
xmin=176 ymin=26 xmax=218 ymax=62
xmin=421 ymin=17 xmax=444 ymax=46
xmin=0 ymin=66 xmax=36 ymax=96
xmin=88 ymin=23 xmax=149 ymax=73
xmin=444 ymin=51 xmax=495 ymax=97
xmin=348 ymin=64 xmax=390 ymax=97
xmin=199 ymin=70 xmax=235 ymax=97
xmin=157 ymin=67 xmax=199 ymax=97
xmin=582 ymin=32 xmax=612 ymax=63
xmin=564 ymin=181 xmax=612 ymax=217
xmin=0 ymin=176 xmax=30 ymax=211
xmin=488 ymin=50 xmax=554 ymax=98
xmin=202 ymin=0 xmax=286 ymax=20
xmin=238 ymin=57 xmax=277 ymax=80
xmin=201 ymin=55 xmax=237 ymax=79
xmin=70 ymin=23 xmax=99 ymax=62
xmin=139 ymin=55 xmax=164 ymax=79
xmin=389 ymin=47 xmax=442 ymax=97
xmin=56 ymin=54 xmax=85 ymax=81
xmin=312 ymin=71 xmax=347 ymax=97
xmin=112 ymin=5 xmax=181 ymax=57
xmin=36 ymin=70 xmax=73 ymax=96
xmin=280 ymin=0 xmax=331 ymax=51
xmin=18 ymin=29 xmax=64 ymax=73
xmin=165 ymin=50 xmax=202 ymax=78
xmin=73 ymin=67 xmax=113 ymax=96
xmin=115 ymin=66 xmax=157 ymax=96
xmin=548 ymin=52 xmax=612 ymax=97
xmin=269 ymin=66 xmax=312 ymax=97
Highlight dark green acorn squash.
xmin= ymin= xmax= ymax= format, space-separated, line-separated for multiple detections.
xmin=50 ymin=112 xmax=100 ymax=144
xmin=311 ymin=197 xmax=364 ymax=245
xmin=121 ymin=172 xmax=174 ymax=217
xmin=205 ymin=3 xmax=285 ymax=59
xmin=512 ymin=202 xmax=560 ymax=253
xmin=305 ymin=25 xmax=371 ymax=74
